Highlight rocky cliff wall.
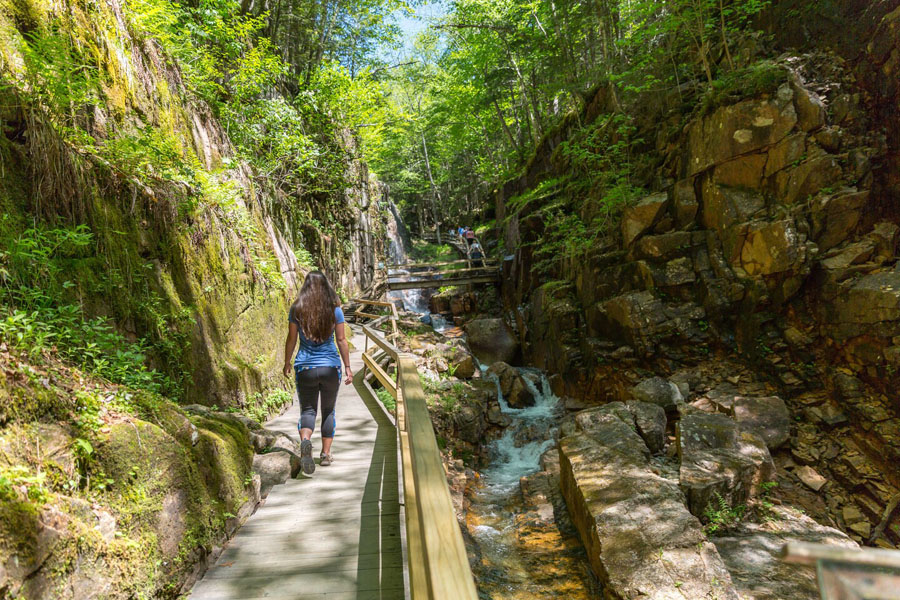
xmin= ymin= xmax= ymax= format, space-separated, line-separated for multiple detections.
xmin=0 ymin=0 xmax=384 ymax=408
xmin=495 ymin=5 xmax=900 ymax=579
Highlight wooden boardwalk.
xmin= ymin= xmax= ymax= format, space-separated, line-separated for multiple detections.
xmin=189 ymin=329 xmax=405 ymax=600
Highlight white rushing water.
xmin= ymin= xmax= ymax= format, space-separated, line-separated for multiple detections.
xmin=384 ymin=200 xmax=432 ymax=313
xmin=478 ymin=366 xmax=561 ymax=495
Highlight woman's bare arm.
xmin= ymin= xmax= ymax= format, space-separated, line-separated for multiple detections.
xmin=283 ymin=322 xmax=299 ymax=377
xmin=334 ymin=321 xmax=352 ymax=384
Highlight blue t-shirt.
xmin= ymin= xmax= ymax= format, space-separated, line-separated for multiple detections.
xmin=289 ymin=306 xmax=345 ymax=371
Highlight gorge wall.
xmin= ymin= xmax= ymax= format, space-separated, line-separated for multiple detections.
xmin=495 ymin=4 xmax=900 ymax=597
xmin=0 ymin=0 xmax=387 ymax=596
xmin=0 ymin=0 xmax=384 ymax=408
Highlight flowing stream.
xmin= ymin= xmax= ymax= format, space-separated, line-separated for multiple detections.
xmin=467 ymin=368 xmax=597 ymax=598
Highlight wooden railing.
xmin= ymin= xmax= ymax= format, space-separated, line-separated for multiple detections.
xmin=781 ymin=542 xmax=900 ymax=598
xmin=352 ymin=303 xmax=479 ymax=600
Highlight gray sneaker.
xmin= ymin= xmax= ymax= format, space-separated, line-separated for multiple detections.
xmin=300 ymin=439 xmax=315 ymax=474
xmin=319 ymin=453 xmax=333 ymax=467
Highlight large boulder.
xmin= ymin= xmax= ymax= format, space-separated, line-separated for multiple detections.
xmin=465 ymin=318 xmax=519 ymax=365
xmin=631 ymin=376 xmax=684 ymax=411
xmin=451 ymin=353 xmax=476 ymax=379
xmin=677 ymin=410 xmax=775 ymax=518
xmin=705 ymin=395 xmax=791 ymax=450
xmin=560 ymin=404 xmax=740 ymax=599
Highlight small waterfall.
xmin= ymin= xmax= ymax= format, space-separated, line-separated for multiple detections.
xmin=464 ymin=366 xmax=595 ymax=596
xmin=385 ymin=199 xmax=410 ymax=265
xmin=384 ymin=199 xmax=432 ymax=313
xmin=481 ymin=368 xmax=560 ymax=493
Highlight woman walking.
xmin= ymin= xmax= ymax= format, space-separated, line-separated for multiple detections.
xmin=282 ymin=271 xmax=353 ymax=474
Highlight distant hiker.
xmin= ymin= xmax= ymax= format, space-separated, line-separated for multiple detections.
xmin=457 ymin=226 xmax=465 ymax=239
xmin=470 ymin=240 xmax=484 ymax=267
xmin=283 ymin=271 xmax=352 ymax=474
xmin=464 ymin=227 xmax=475 ymax=246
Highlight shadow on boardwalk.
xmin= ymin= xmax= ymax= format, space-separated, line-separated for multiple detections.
xmin=357 ymin=387 xmax=404 ymax=599
xmin=188 ymin=332 xmax=405 ymax=600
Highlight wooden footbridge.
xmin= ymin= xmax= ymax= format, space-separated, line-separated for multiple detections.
xmin=385 ymin=258 xmax=501 ymax=291
xmin=189 ymin=299 xmax=478 ymax=600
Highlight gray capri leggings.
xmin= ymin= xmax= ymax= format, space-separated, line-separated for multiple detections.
xmin=295 ymin=366 xmax=340 ymax=438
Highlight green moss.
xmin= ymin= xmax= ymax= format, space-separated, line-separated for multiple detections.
xmin=0 ymin=496 xmax=41 ymax=559
xmin=699 ymin=60 xmax=790 ymax=116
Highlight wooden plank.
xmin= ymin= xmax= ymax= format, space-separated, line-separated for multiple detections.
xmin=386 ymin=258 xmax=499 ymax=270
xmin=351 ymin=298 xmax=396 ymax=308
xmin=390 ymin=265 xmax=500 ymax=279
xmin=387 ymin=275 xmax=499 ymax=291
xmin=362 ymin=325 xmax=401 ymax=358
xmin=368 ymin=314 xmax=391 ymax=329
xmin=398 ymin=355 xmax=478 ymax=600
xmin=351 ymin=311 xmax=385 ymax=320
xmin=399 ymin=429 xmax=429 ymax=600
xmin=362 ymin=352 xmax=396 ymax=399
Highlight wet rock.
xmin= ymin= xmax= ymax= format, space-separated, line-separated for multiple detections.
xmin=631 ymin=376 xmax=684 ymax=410
xmin=488 ymin=362 xmax=535 ymax=408
xmin=560 ymin=404 xmax=740 ymax=599
xmin=677 ymin=410 xmax=775 ymax=518
xmin=712 ymin=506 xmax=856 ymax=600
xmin=465 ymin=318 xmax=519 ymax=365
xmin=507 ymin=377 xmax=535 ymax=409
xmin=621 ymin=192 xmax=668 ymax=246
xmin=627 ymin=401 xmax=667 ymax=454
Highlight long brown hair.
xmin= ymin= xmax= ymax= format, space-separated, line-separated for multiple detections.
xmin=291 ymin=271 xmax=341 ymax=343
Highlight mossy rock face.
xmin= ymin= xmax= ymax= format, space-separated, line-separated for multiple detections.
xmin=0 ymin=356 xmax=259 ymax=598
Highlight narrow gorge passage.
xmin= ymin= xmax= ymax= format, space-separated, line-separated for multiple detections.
xmin=2 ymin=0 xmax=900 ymax=598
